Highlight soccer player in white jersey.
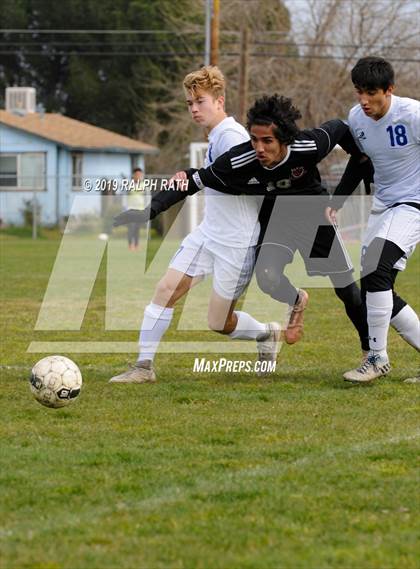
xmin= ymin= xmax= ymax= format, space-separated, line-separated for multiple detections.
xmin=327 ymin=56 xmax=420 ymax=383
xmin=110 ymin=66 xmax=279 ymax=384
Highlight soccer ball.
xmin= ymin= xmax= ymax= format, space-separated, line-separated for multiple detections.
xmin=30 ymin=355 xmax=82 ymax=408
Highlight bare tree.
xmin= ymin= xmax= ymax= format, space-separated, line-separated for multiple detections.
xmin=144 ymin=0 xmax=292 ymax=173
xmin=142 ymin=0 xmax=419 ymax=173
xmin=283 ymin=0 xmax=419 ymax=124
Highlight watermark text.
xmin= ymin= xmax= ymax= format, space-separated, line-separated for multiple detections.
xmin=193 ymin=357 xmax=276 ymax=374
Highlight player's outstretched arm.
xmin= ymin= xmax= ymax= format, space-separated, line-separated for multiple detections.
xmin=185 ymin=152 xmax=252 ymax=195
xmin=311 ymin=119 xmax=349 ymax=160
xmin=313 ymin=119 xmax=365 ymax=160
xmin=114 ymin=142 xmax=254 ymax=227
xmin=328 ymin=154 xmax=374 ymax=213
xmin=113 ymin=172 xmax=204 ymax=227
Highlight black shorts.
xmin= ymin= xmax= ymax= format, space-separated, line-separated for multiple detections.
xmin=258 ymin=196 xmax=353 ymax=277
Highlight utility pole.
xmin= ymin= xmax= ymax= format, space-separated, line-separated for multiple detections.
xmin=204 ymin=0 xmax=212 ymax=65
xmin=238 ymin=27 xmax=249 ymax=125
xmin=32 ymin=192 xmax=38 ymax=239
xmin=210 ymin=0 xmax=220 ymax=66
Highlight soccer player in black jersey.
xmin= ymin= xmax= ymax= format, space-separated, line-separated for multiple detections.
xmin=115 ymin=95 xmax=369 ymax=355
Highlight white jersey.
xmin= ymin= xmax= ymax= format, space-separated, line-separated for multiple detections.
xmin=199 ymin=116 xmax=260 ymax=247
xmin=348 ymin=95 xmax=420 ymax=206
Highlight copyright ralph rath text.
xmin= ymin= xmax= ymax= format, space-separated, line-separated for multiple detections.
xmin=82 ymin=177 xmax=189 ymax=192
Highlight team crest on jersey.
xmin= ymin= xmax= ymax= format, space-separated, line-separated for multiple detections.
xmin=291 ymin=167 xmax=306 ymax=179
xmin=355 ymin=128 xmax=366 ymax=140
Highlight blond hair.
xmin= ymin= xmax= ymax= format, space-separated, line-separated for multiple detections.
xmin=183 ymin=65 xmax=225 ymax=99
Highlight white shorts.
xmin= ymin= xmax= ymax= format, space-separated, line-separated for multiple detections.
xmin=169 ymin=227 xmax=255 ymax=299
xmin=363 ymin=201 xmax=419 ymax=271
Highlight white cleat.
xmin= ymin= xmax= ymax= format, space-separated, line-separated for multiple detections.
xmin=343 ymin=353 xmax=391 ymax=384
xmin=109 ymin=361 xmax=156 ymax=384
xmin=256 ymin=322 xmax=281 ymax=376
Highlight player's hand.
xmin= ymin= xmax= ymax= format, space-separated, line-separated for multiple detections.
xmin=169 ymin=171 xmax=188 ymax=191
xmin=113 ymin=209 xmax=149 ymax=227
xmin=325 ymin=206 xmax=338 ymax=225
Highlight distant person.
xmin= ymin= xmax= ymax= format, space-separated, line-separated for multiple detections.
xmin=127 ymin=168 xmax=145 ymax=251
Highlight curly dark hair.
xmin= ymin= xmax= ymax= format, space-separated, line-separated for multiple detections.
xmin=246 ymin=94 xmax=301 ymax=144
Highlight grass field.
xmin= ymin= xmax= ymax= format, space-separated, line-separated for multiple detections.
xmin=1 ymin=233 xmax=419 ymax=569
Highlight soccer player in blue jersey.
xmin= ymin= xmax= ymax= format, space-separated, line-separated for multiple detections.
xmin=327 ymin=57 xmax=419 ymax=383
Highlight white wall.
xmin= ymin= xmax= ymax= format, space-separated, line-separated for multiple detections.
xmin=65 ymin=151 xmax=133 ymax=218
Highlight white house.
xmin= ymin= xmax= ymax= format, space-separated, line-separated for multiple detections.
xmin=0 ymin=87 xmax=158 ymax=226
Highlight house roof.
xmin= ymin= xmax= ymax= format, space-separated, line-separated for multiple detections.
xmin=0 ymin=110 xmax=159 ymax=154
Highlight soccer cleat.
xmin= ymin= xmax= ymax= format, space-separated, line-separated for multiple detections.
xmin=343 ymin=353 xmax=391 ymax=384
xmin=256 ymin=322 xmax=281 ymax=375
xmin=284 ymin=289 xmax=309 ymax=344
xmin=109 ymin=361 xmax=156 ymax=384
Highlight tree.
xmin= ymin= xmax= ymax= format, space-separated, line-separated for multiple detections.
xmin=0 ymin=0 xmax=294 ymax=171
xmin=0 ymin=0 xmax=203 ymax=136
xmin=279 ymin=0 xmax=419 ymax=125
xmin=3 ymin=0 xmax=414 ymax=176
xmin=145 ymin=0 xmax=293 ymax=172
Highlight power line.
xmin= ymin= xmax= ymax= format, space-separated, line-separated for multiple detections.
xmin=0 ymin=41 xmax=192 ymax=46
xmin=251 ymin=40 xmax=419 ymax=50
xmin=0 ymin=41 xmax=418 ymax=50
xmin=0 ymin=50 xmax=418 ymax=62
xmin=0 ymin=29 xmax=204 ymax=35
xmin=249 ymin=53 xmax=420 ymax=62
xmin=1 ymin=30 xmax=417 ymax=52
xmin=0 ymin=39 xmax=418 ymax=50
xmin=0 ymin=51 xmax=203 ymax=56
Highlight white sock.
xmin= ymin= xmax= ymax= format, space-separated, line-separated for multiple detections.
xmin=229 ymin=311 xmax=268 ymax=340
xmin=391 ymin=305 xmax=420 ymax=351
xmin=367 ymin=290 xmax=393 ymax=354
xmin=138 ymin=303 xmax=174 ymax=363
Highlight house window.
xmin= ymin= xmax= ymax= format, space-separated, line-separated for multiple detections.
xmin=0 ymin=153 xmax=46 ymax=190
xmin=72 ymin=153 xmax=83 ymax=191
xmin=0 ymin=155 xmax=17 ymax=186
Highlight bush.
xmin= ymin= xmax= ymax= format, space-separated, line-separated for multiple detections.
xmin=20 ymin=198 xmax=41 ymax=227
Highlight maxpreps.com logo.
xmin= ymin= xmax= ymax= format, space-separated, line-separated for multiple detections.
xmin=355 ymin=128 xmax=367 ymax=140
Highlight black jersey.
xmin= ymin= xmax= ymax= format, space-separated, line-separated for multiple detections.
xmin=187 ymin=119 xmax=356 ymax=197
xmin=148 ymin=119 xmax=361 ymax=219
